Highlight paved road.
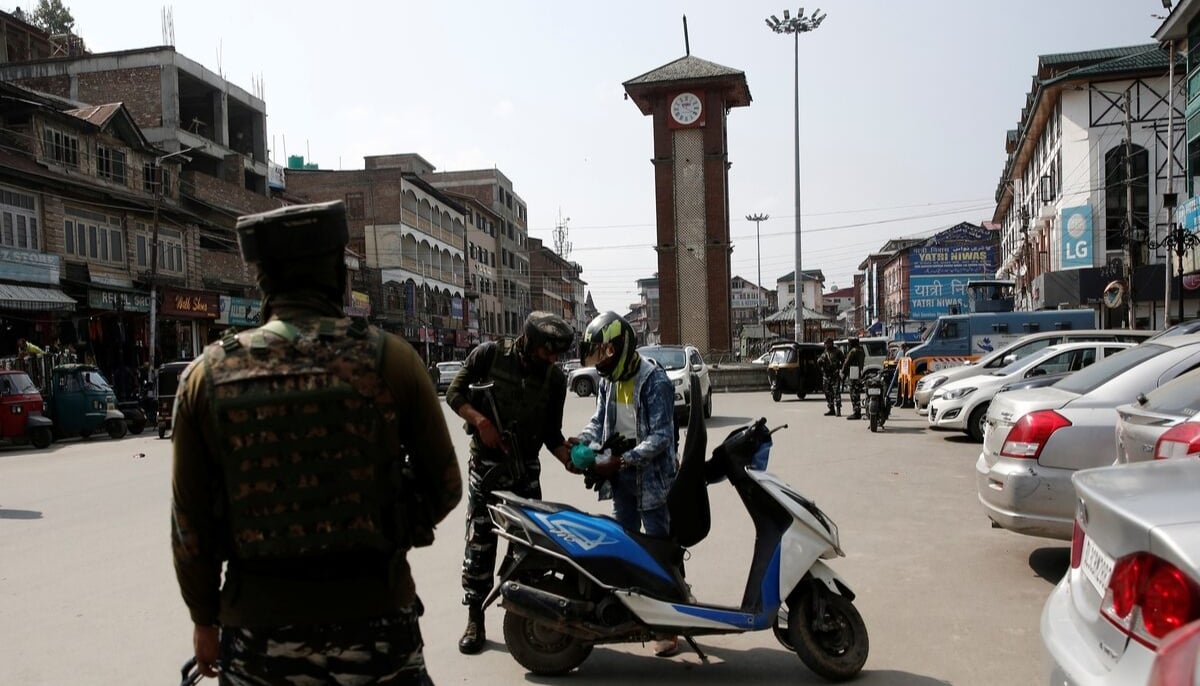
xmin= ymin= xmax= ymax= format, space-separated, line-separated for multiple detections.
xmin=0 ymin=391 xmax=1063 ymax=685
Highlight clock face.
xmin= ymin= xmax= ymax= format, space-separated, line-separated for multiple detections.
xmin=670 ymin=92 xmax=703 ymax=126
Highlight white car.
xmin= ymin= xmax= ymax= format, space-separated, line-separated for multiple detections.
xmin=638 ymin=344 xmax=713 ymax=421
xmin=927 ymin=342 xmax=1133 ymax=442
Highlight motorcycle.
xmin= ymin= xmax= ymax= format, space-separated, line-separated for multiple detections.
xmin=863 ymin=368 xmax=892 ymax=433
xmin=485 ymin=378 xmax=869 ymax=681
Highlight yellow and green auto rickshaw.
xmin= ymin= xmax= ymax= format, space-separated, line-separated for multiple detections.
xmin=765 ymin=341 xmax=824 ymax=402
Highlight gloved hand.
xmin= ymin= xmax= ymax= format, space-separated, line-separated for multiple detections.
xmin=592 ymin=454 xmax=622 ymax=478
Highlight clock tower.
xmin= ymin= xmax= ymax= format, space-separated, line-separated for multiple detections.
xmin=623 ymin=55 xmax=751 ymax=353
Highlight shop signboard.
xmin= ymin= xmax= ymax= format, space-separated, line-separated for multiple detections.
xmin=0 ymin=247 xmax=60 ymax=285
xmin=161 ymin=288 xmax=219 ymax=319
xmin=88 ymin=288 xmax=151 ymax=313
xmin=345 ymin=290 xmax=371 ymax=318
xmin=1060 ymin=205 xmax=1093 ymax=270
xmin=217 ymin=296 xmax=261 ymax=327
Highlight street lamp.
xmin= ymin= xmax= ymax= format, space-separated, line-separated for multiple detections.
xmin=148 ymin=146 xmax=198 ymax=376
xmin=1148 ymin=213 xmax=1200 ymax=324
xmin=766 ymin=7 xmax=825 ymax=342
xmin=745 ymin=213 xmax=768 ymax=334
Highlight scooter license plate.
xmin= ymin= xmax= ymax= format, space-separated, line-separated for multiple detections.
xmin=867 ymin=388 xmax=882 ymax=396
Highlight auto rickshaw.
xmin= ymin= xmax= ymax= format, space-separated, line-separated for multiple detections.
xmin=765 ymin=341 xmax=824 ymax=401
xmin=0 ymin=369 xmax=54 ymax=449
xmin=44 ymin=364 xmax=127 ymax=440
xmin=155 ymin=360 xmax=191 ymax=439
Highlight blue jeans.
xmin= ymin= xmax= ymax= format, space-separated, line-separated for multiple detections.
xmin=612 ymin=471 xmax=670 ymax=537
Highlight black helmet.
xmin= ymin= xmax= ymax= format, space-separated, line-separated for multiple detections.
xmin=236 ymin=201 xmax=349 ymax=265
xmin=523 ymin=311 xmax=574 ymax=355
xmin=580 ymin=311 xmax=637 ymax=381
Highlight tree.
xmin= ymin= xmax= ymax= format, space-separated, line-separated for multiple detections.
xmin=31 ymin=0 xmax=75 ymax=35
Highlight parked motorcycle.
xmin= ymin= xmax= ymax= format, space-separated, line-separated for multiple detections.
xmin=485 ymin=378 xmax=869 ymax=681
xmin=863 ymin=369 xmax=892 ymax=432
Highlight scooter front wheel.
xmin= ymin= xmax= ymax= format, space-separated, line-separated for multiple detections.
xmin=503 ymin=610 xmax=592 ymax=676
xmin=790 ymin=587 xmax=869 ymax=682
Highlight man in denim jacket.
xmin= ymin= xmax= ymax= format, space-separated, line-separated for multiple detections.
xmin=574 ymin=312 xmax=676 ymax=537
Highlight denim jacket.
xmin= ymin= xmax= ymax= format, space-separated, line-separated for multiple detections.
xmin=577 ymin=358 xmax=676 ymax=510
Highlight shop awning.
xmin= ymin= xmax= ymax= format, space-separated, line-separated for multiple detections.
xmin=0 ymin=284 xmax=77 ymax=311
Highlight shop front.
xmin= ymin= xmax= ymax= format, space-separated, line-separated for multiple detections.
xmin=159 ymin=287 xmax=219 ymax=361
xmin=215 ymin=295 xmax=262 ymax=336
xmin=0 ymin=248 xmax=75 ymax=359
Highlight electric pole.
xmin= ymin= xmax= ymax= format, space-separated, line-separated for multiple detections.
xmin=1124 ymin=87 xmax=1136 ymax=330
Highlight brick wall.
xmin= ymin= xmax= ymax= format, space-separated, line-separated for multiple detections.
xmin=14 ymin=75 xmax=69 ymax=98
xmin=77 ymin=68 xmax=163 ymax=129
xmin=200 ymin=249 xmax=252 ymax=290
xmin=182 ymin=170 xmax=278 ymax=215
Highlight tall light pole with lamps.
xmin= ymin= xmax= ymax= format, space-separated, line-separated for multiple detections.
xmin=745 ymin=213 xmax=768 ymax=334
xmin=148 ymin=146 xmax=198 ymax=376
xmin=766 ymin=8 xmax=825 ymax=342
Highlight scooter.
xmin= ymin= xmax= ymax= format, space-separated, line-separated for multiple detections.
xmin=863 ymin=369 xmax=892 ymax=433
xmin=485 ymin=379 xmax=868 ymax=682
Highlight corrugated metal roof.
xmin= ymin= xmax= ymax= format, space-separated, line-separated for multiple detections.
xmin=1039 ymin=44 xmax=1157 ymax=67
xmin=64 ymin=102 xmax=122 ymax=127
xmin=1045 ymin=47 xmax=1174 ymax=82
xmin=0 ymin=284 xmax=76 ymax=311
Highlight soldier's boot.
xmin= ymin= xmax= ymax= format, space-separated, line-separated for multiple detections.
xmin=846 ymin=411 xmax=862 ymax=420
xmin=824 ymin=405 xmax=836 ymax=416
xmin=458 ymin=603 xmax=486 ymax=654
xmin=836 ymin=404 xmax=842 ymax=416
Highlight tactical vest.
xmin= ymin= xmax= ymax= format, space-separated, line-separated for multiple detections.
xmin=479 ymin=341 xmax=554 ymax=462
xmin=205 ymin=317 xmax=397 ymax=560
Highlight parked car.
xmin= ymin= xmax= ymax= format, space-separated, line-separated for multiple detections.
xmin=637 ymin=344 xmax=712 ymax=421
xmin=1042 ymin=459 xmax=1200 ymax=684
xmin=928 ymin=341 xmax=1133 ymax=442
xmin=835 ymin=336 xmax=890 ymax=374
xmin=568 ymin=365 xmax=600 ymax=397
xmin=976 ymin=333 xmax=1200 ymax=540
xmin=1147 ymin=617 xmax=1200 ymax=685
xmin=914 ymin=329 xmax=1153 ymax=415
xmin=1116 ymin=367 xmax=1200 ymax=465
xmin=560 ymin=358 xmax=583 ymax=373
xmin=994 ymin=372 xmax=1070 ymax=395
xmin=1144 ymin=318 xmax=1200 ymax=342
xmin=435 ymin=361 xmax=463 ymax=394
xmin=750 ymin=351 xmax=771 ymax=365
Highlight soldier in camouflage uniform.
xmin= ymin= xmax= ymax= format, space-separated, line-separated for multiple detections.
xmin=171 ymin=201 xmax=462 ymax=685
xmin=817 ymin=338 xmax=844 ymax=416
xmin=445 ymin=312 xmax=576 ymax=655
xmin=843 ymin=336 xmax=867 ymax=420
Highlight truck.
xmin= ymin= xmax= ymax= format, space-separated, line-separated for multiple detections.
xmin=893 ymin=280 xmax=1098 ymax=406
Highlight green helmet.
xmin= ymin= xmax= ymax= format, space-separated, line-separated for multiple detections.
xmin=580 ymin=311 xmax=638 ymax=381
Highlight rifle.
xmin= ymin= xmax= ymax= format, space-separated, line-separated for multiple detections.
xmin=469 ymin=381 xmax=524 ymax=481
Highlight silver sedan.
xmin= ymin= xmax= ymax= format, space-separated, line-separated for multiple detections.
xmin=1115 ymin=367 xmax=1200 ymax=465
xmin=1042 ymin=459 xmax=1200 ymax=684
xmin=976 ymin=334 xmax=1200 ymax=540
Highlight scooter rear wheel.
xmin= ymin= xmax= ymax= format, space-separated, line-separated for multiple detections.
xmin=503 ymin=610 xmax=593 ymax=676
xmin=789 ymin=587 xmax=869 ymax=682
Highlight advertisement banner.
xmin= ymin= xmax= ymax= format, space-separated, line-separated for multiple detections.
xmin=910 ymin=245 xmax=997 ymax=276
xmin=345 ymin=290 xmax=371 ymax=318
xmin=451 ymin=296 xmax=463 ymax=319
xmin=908 ymin=275 xmax=975 ymax=320
xmin=1060 ymin=205 xmax=1093 ymax=270
xmin=88 ymin=288 xmax=151 ymax=313
xmin=217 ymin=296 xmax=261 ymax=327
xmin=161 ymin=288 xmax=219 ymax=319
xmin=0 ymin=247 xmax=61 ymax=285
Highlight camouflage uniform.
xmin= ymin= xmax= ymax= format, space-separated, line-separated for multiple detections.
xmin=171 ymin=201 xmax=461 ymax=685
xmin=445 ymin=340 xmax=568 ymax=608
xmin=817 ymin=345 xmax=844 ymax=415
xmin=843 ymin=343 xmax=867 ymax=419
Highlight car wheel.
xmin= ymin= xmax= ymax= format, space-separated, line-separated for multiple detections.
xmin=574 ymin=376 xmax=595 ymax=397
xmin=703 ymin=390 xmax=712 ymax=419
xmin=967 ymin=404 xmax=989 ymax=443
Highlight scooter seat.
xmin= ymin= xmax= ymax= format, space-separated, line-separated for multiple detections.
xmin=492 ymin=491 xmax=584 ymax=516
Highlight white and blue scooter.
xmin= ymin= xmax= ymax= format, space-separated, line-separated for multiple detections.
xmin=485 ymin=379 xmax=868 ymax=681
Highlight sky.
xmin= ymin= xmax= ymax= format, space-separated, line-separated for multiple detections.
xmin=41 ymin=0 xmax=1173 ymax=314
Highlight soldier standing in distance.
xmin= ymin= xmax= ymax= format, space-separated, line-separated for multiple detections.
xmin=171 ymin=201 xmax=462 ymax=685
xmin=843 ymin=336 xmax=866 ymax=420
xmin=446 ymin=311 xmax=577 ymax=655
xmin=818 ymin=337 xmax=844 ymax=416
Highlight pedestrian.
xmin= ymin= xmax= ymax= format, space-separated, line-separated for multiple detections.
xmin=817 ymin=337 xmax=844 ymax=416
xmin=843 ymin=336 xmax=866 ymax=420
xmin=170 ymin=201 xmax=462 ymax=685
xmin=572 ymin=311 xmax=680 ymax=657
xmin=445 ymin=310 xmax=577 ymax=655
xmin=16 ymin=337 xmax=43 ymax=358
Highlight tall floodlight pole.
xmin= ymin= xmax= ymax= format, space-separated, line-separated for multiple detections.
xmin=746 ymin=213 xmax=769 ymax=332
xmin=148 ymin=146 xmax=198 ymax=376
xmin=766 ymin=8 xmax=825 ymax=342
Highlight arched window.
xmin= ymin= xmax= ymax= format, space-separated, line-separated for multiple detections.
xmin=1105 ymin=144 xmax=1148 ymax=252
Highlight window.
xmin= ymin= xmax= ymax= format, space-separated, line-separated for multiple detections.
xmin=345 ymin=192 xmax=365 ymax=220
xmin=64 ymin=207 xmax=123 ymax=265
xmin=42 ymin=127 xmax=79 ymax=167
xmin=133 ymin=223 xmax=184 ymax=275
xmin=0 ymin=186 xmax=40 ymax=250
xmin=142 ymin=163 xmax=172 ymax=196
xmin=97 ymin=146 xmax=127 ymax=185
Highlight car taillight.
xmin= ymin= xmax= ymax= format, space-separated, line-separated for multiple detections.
xmin=1102 ymin=552 xmax=1200 ymax=648
xmin=1000 ymin=410 xmax=1072 ymax=459
xmin=1149 ymin=618 xmax=1200 ymax=686
xmin=1070 ymin=519 xmax=1084 ymax=569
xmin=1155 ymin=423 xmax=1200 ymax=460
